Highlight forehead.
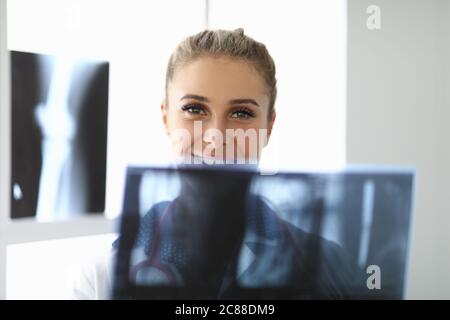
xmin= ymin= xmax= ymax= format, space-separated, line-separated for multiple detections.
xmin=168 ymin=56 xmax=269 ymax=104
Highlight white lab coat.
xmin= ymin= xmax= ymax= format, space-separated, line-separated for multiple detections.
xmin=71 ymin=250 xmax=115 ymax=300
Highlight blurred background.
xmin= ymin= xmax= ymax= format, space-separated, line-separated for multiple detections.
xmin=0 ymin=0 xmax=449 ymax=299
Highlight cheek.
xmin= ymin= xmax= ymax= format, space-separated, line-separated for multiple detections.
xmin=166 ymin=114 xmax=193 ymax=155
xmin=166 ymin=109 xmax=196 ymax=135
xmin=229 ymin=120 xmax=270 ymax=160
xmin=165 ymin=107 xmax=183 ymax=129
xmin=168 ymin=129 xmax=193 ymax=157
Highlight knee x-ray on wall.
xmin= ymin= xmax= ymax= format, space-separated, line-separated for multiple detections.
xmin=11 ymin=51 xmax=109 ymax=220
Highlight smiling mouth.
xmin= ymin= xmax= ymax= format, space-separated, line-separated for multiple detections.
xmin=185 ymin=153 xmax=259 ymax=166
xmin=190 ymin=153 xmax=230 ymax=164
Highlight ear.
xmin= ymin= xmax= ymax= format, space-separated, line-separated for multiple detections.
xmin=161 ymin=101 xmax=170 ymax=136
xmin=266 ymin=111 xmax=276 ymax=142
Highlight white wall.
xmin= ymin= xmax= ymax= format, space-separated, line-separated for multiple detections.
xmin=347 ymin=0 xmax=450 ymax=299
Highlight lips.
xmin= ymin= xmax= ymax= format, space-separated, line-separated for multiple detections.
xmin=190 ymin=153 xmax=232 ymax=164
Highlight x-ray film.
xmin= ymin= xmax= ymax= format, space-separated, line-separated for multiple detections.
xmin=113 ymin=165 xmax=414 ymax=299
xmin=11 ymin=51 xmax=109 ymax=220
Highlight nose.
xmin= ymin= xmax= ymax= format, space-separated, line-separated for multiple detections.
xmin=203 ymin=117 xmax=229 ymax=146
xmin=201 ymin=116 xmax=234 ymax=159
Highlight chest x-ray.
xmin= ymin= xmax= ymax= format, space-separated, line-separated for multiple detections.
xmin=113 ymin=166 xmax=414 ymax=299
xmin=11 ymin=51 xmax=109 ymax=220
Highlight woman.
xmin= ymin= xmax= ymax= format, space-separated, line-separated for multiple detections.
xmin=72 ymin=28 xmax=351 ymax=299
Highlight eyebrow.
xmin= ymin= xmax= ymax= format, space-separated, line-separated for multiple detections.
xmin=180 ymin=94 xmax=210 ymax=102
xmin=180 ymin=94 xmax=259 ymax=107
xmin=229 ymin=99 xmax=259 ymax=107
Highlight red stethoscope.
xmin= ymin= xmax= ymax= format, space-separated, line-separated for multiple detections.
xmin=128 ymin=196 xmax=305 ymax=287
xmin=129 ymin=200 xmax=182 ymax=285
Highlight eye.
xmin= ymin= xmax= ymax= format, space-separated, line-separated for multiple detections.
xmin=231 ymin=107 xmax=256 ymax=119
xmin=181 ymin=104 xmax=207 ymax=116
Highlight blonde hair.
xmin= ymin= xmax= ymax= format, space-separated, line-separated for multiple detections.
xmin=165 ymin=28 xmax=277 ymax=118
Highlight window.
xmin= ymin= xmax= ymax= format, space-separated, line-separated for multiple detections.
xmin=208 ymin=0 xmax=347 ymax=171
